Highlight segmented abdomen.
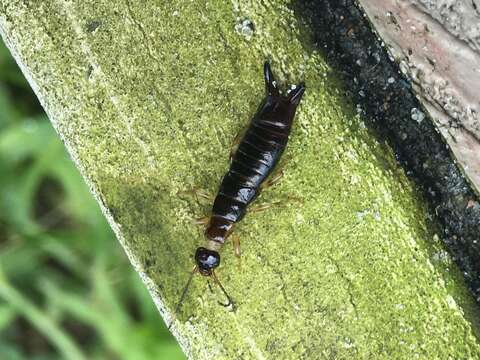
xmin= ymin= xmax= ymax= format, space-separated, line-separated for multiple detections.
xmin=211 ymin=117 xmax=290 ymax=223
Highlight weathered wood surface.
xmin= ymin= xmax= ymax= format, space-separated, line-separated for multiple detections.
xmin=1 ymin=1 xmax=480 ymax=358
xmin=358 ymin=0 xmax=480 ymax=194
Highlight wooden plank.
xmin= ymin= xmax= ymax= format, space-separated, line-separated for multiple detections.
xmin=1 ymin=0 xmax=479 ymax=358
xmin=359 ymin=0 xmax=480 ymax=194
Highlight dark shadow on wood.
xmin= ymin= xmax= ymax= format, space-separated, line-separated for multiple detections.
xmin=292 ymin=0 xmax=480 ymax=306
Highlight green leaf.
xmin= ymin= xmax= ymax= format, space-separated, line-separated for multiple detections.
xmin=0 ymin=304 xmax=16 ymax=331
xmin=0 ymin=118 xmax=53 ymax=166
xmin=0 ymin=85 xmax=19 ymax=129
xmin=0 ymin=41 xmax=31 ymax=90
xmin=0 ymin=342 xmax=25 ymax=360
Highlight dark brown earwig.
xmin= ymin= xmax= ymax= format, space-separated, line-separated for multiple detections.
xmin=170 ymin=62 xmax=305 ymax=326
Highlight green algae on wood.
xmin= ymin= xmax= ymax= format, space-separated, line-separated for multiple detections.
xmin=1 ymin=0 xmax=480 ymax=359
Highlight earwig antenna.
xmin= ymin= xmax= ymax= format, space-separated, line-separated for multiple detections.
xmin=207 ymin=280 xmax=214 ymax=294
xmin=212 ymin=271 xmax=235 ymax=309
xmin=168 ymin=266 xmax=198 ymax=330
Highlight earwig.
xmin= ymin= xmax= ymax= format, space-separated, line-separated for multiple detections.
xmin=170 ymin=62 xmax=305 ymax=327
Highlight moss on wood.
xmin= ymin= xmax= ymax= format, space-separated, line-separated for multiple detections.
xmin=1 ymin=0 xmax=480 ymax=358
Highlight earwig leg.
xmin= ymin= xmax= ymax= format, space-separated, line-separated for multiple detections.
xmin=250 ymin=200 xmax=282 ymax=213
xmin=192 ymin=216 xmax=210 ymax=226
xmin=230 ymin=128 xmax=246 ymax=162
xmin=194 ymin=189 xmax=214 ymax=202
xmin=232 ymin=234 xmax=241 ymax=258
xmin=262 ymin=169 xmax=284 ymax=190
xmin=231 ymin=234 xmax=242 ymax=271
xmin=261 ymin=156 xmax=291 ymax=191
xmin=179 ymin=187 xmax=214 ymax=204
xmin=286 ymin=195 xmax=304 ymax=205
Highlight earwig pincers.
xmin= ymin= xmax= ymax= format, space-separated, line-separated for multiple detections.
xmin=170 ymin=62 xmax=305 ymax=327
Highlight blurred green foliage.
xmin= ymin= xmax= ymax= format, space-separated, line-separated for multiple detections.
xmin=0 ymin=40 xmax=185 ymax=359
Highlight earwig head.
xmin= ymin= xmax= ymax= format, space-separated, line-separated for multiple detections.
xmin=195 ymin=247 xmax=220 ymax=276
xmin=169 ymin=250 xmax=232 ymax=329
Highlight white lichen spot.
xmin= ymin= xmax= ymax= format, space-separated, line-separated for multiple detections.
xmin=295 ymin=213 xmax=305 ymax=224
xmin=445 ymin=294 xmax=458 ymax=310
xmin=325 ymin=263 xmax=336 ymax=274
xmin=350 ymin=174 xmax=360 ymax=185
xmin=286 ymin=84 xmax=297 ymax=96
xmin=356 ymin=104 xmax=363 ymax=114
xmin=342 ymin=337 xmax=355 ymax=349
xmin=432 ymin=250 xmax=450 ymax=263
xmin=411 ymin=108 xmax=425 ymax=123
xmin=399 ymin=60 xmax=410 ymax=75
xmin=345 ymin=149 xmax=358 ymax=161
xmin=356 ymin=210 xmax=369 ymax=220
xmin=235 ymin=19 xmax=255 ymax=41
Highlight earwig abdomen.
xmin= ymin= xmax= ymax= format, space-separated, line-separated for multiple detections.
xmin=205 ymin=62 xmax=305 ymax=245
